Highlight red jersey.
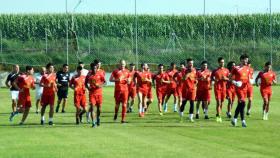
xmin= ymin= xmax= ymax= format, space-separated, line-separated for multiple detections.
xmin=166 ymin=69 xmax=178 ymax=89
xmin=111 ymin=68 xmax=130 ymax=91
xmin=128 ymin=70 xmax=137 ymax=89
xmin=181 ymin=68 xmax=197 ymax=90
xmin=211 ymin=67 xmax=229 ymax=91
xmin=86 ymin=72 xmax=106 ymax=95
xmin=135 ymin=70 xmax=153 ymax=90
xmin=70 ymin=75 xmax=86 ymax=95
xmin=153 ymin=72 xmax=169 ymax=91
xmin=40 ymin=73 xmax=56 ymax=95
xmin=257 ymin=71 xmax=276 ymax=90
xmin=231 ymin=65 xmax=250 ymax=84
xmin=18 ymin=74 xmax=35 ymax=96
xmin=196 ymin=69 xmax=211 ymax=91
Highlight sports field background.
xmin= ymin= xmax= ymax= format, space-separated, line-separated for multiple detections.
xmin=0 ymin=86 xmax=279 ymax=158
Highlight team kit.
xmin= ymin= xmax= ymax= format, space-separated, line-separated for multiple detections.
xmin=5 ymin=55 xmax=277 ymax=128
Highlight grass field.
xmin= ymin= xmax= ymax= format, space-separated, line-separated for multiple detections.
xmin=0 ymin=86 xmax=280 ymax=158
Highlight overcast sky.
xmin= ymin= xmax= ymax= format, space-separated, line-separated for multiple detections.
xmin=0 ymin=0 xmax=278 ymax=15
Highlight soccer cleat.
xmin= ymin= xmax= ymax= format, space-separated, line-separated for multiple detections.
xmin=113 ymin=114 xmax=118 ymax=121
xmin=79 ymin=113 xmax=83 ymax=123
xmin=263 ymin=115 xmax=266 ymax=120
xmin=159 ymin=112 xmax=163 ymax=116
xmin=9 ymin=112 xmax=15 ymax=122
xmin=163 ymin=104 xmax=168 ymax=113
xmin=216 ymin=117 xmax=220 ymax=122
xmin=76 ymin=118 xmax=79 ymax=125
xmin=48 ymin=121 xmax=54 ymax=126
xmin=189 ymin=118 xmax=194 ymax=123
xmin=61 ymin=110 xmax=66 ymax=113
xmin=40 ymin=120 xmax=44 ymax=125
xmin=195 ymin=114 xmax=199 ymax=119
xmin=219 ymin=117 xmax=222 ymax=123
xmin=96 ymin=118 xmax=100 ymax=126
xmin=231 ymin=119 xmax=236 ymax=127
xmin=55 ymin=105 xmax=59 ymax=113
xmin=246 ymin=112 xmax=250 ymax=117
xmin=173 ymin=106 xmax=177 ymax=112
xmin=204 ymin=115 xmax=209 ymax=119
xmin=92 ymin=123 xmax=96 ymax=128
xmin=241 ymin=122 xmax=247 ymax=128
xmin=19 ymin=122 xmax=24 ymax=125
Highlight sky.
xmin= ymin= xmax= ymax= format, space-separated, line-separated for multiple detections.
xmin=0 ymin=0 xmax=279 ymax=15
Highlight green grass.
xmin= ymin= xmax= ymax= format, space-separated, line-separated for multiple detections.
xmin=0 ymin=86 xmax=280 ymax=158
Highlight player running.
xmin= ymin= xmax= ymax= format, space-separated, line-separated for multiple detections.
xmin=40 ymin=63 xmax=57 ymax=125
xmin=9 ymin=66 xmax=35 ymax=125
xmin=226 ymin=61 xmax=236 ymax=118
xmin=255 ymin=61 xmax=277 ymax=120
xmin=110 ymin=60 xmax=130 ymax=123
xmin=179 ymin=58 xmax=197 ymax=122
xmin=55 ymin=64 xmax=70 ymax=113
xmin=86 ymin=63 xmax=106 ymax=127
xmin=134 ymin=63 xmax=153 ymax=117
xmin=230 ymin=54 xmax=250 ymax=127
xmin=163 ymin=63 xmax=178 ymax=112
xmin=127 ymin=63 xmax=137 ymax=113
xmin=174 ymin=62 xmax=186 ymax=111
xmin=6 ymin=64 xmax=20 ymax=115
xmin=195 ymin=61 xmax=211 ymax=119
xmin=34 ymin=67 xmax=46 ymax=114
xmin=153 ymin=64 xmax=170 ymax=115
xmin=70 ymin=66 xmax=87 ymax=125
xmin=211 ymin=57 xmax=229 ymax=123
xmin=246 ymin=61 xmax=254 ymax=116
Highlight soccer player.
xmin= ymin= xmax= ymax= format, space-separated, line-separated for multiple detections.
xmin=211 ymin=57 xmax=229 ymax=123
xmin=86 ymin=63 xmax=106 ymax=127
xmin=134 ymin=63 xmax=153 ymax=117
xmin=226 ymin=61 xmax=236 ymax=118
xmin=9 ymin=66 xmax=35 ymax=124
xmin=110 ymin=60 xmax=130 ymax=123
xmin=230 ymin=54 xmax=250 ymax=127
xmin=70 ymin=66 xmax=87 ymax=125
xmin=153 ymin=64 xmax=170 ymax=115
xmin=35 ymin=67 xmax=46 ymax=114
xmin=127 ymin=63 xmax=137 ymax=113
xmin=246 ymin=61 xmax=254 ymax=116
xmin=94 ymin=59 xmax=106 ymax=76
xmin=174 ymin=62 xmax=186 ymax=111
xmin=163 ymin=63 xmax=178 ymax=112
xmin=55 ymin=64 xmax=70 ymax=113
xmin=40 ymin=63 xmax=57 ymax=125
xmin=6 ymin=64 xmax=20 ymax=114
xmin=255 ymin=61 xmax=277 ymax=120
xmin=195 ymin=61 xmax=211 ymax=119
xmin=179 ymin=58 xmax=197 ymax=122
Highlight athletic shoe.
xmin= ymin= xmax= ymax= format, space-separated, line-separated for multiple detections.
xmin=204 ymin=115 xmax=209 ymax=119
xmin=231 ymin=119 xmax=236 ymax=127
xmin=216 ymin=117 xmax=220 ymax=122
xmin=163 ymin=104 xmax=167 ymax=113
xmin=76 ymin=118 xmax=79 ymax=125
xmin=242 ymin=121 xmax=247 ymax=128
xmin=189 ymin=118 xmax=194 ymax=123
xmin=174 ymin=106 xmax=177 ymax=112
xmin=79 ymin=113 xmax=83 ymax=123
xmin=113 ymin=114 xmax=118 ymax=121
xmin=263 ymin=114 xmax=266 ymax=120
xmin=9 ymin=112 xmax=15 ymax=122
xmin=48 ymin=121 xmax=54 ymax=126
xmin=92 ymin=123 xmax=96 ymax=128
xmin=159 ymin=112 xmax=163 ymax=116
xmin=96 ymin=118 xmax=100 ymax=126
xmin=55 ymin=105 xmax=59 ymax=113
xmin=195 ymin=114 xmax=199 ymax=119
xmin=226 ymin=112 xmax=231 ymax=118
xmin=219 ymin=117 xmax=222 ymax=123
xmin=61 ymin=110 xmax=66 ymax=113
xmin=246 ymin=112 xmax=250 ymax=117
xmin=40 ymin=120 xmax=44 ymax=125
xmin=19 ymin=122 xmax=24 ymax=125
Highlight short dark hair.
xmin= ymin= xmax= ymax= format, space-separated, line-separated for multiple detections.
xmin=265 ymin=61 xmax=271 ymax=67
xmin=227 ymin=61 xmax=235 ymax=70
xmin=180 ymin=62 xmax=185 ymax=66
xmin=186 ymin=58 xmax=193 ymax=63
xmin=90 ymin=62 xmax=97 ymax=70
xmin=201 ymin=60 xmax=208 ymax=65
xmin=63 ymin=64 xmax=68 ymax=68
xmin=78 ymin=61 xmax=84 ymax=65
xmin=170 ymin=62 xmax=176 ymax=66
xmin=76 ymin=66 xmax=83 ymax=71
xmin=240 ymin=54 xmax=249 ymax=60
xmin=218 ymin=57 xmax=224 ymax=62
xmin=93 ymin=59 xmax=100 ymax=64
xmin=130 ymin=63 xmax=135 ymax=66
xmin=46 ymin=63 xmax=53 ymax=69
xmin=158 ymin=64 xmax=164 ymax=67
xmin=26 ymin=65 xmax=33 ymax=71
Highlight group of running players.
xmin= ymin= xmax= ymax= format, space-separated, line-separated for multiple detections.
xmin=5 ymin=54 xmax=277 ymax=128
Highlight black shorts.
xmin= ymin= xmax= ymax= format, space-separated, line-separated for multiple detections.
xmin=57 ymin=88 xmax=68 ymax=100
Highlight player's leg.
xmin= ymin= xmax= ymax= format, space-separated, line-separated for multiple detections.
xmin=173 ymin=94 xmax=178 ymax=112
xmin=40 ymin=104 xmax=47 ymax=125
xmin=55 ymin=90 xmax=62 ymax=113
xmin=96 ymin=106 xmax=101 ymax=126
xmin=61 ymin=98 xmax=67 ymax=113
xmin=137 ymin=92 xmax=144 ymax=117
xmin=196 ymin=101 xmax=201 ymax=119
xmin=90 ymin=105 xmax=97 ymax=127
xmin=189 ymin=100 xmax=195 ymax=122
xmin=163 ymin=93 xmax=171 ymax=113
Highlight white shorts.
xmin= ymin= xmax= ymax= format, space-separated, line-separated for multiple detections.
xmin=10 ymin=91 xmax=19 ymax=100
xmin=36 ymin=91 xmax=43 ymax=100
